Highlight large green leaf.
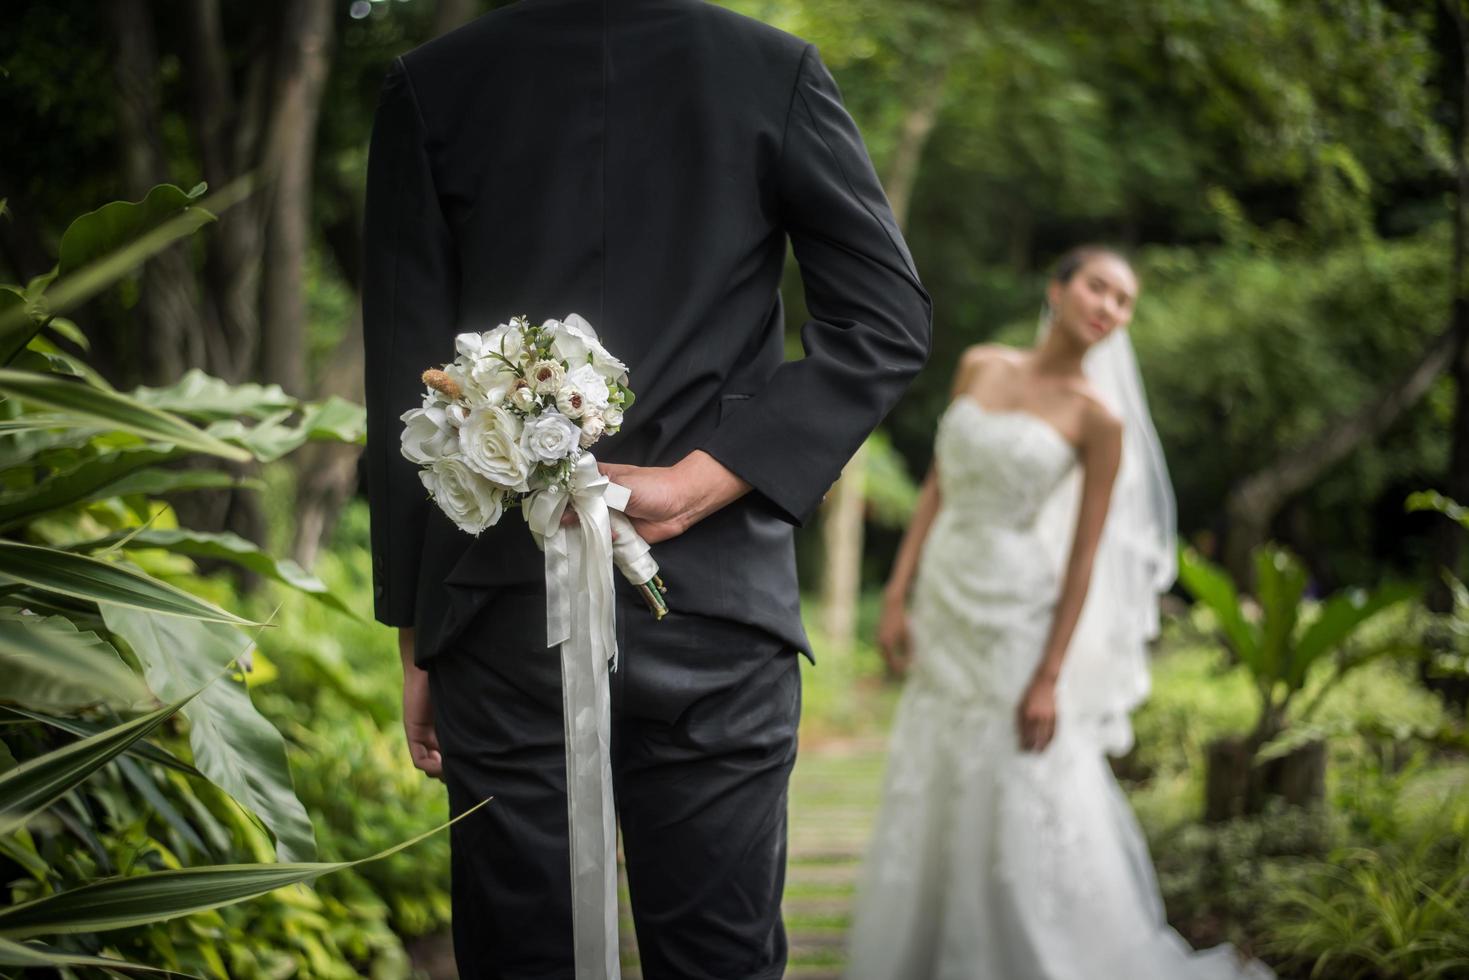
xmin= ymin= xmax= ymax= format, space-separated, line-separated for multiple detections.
xmin=1290 ymin=582 xmax=1417 ymax=689
xmin=104 ymin=467 xmax=259 ymax=500
xmin=0 ymin=936 xmax=199 ymax=975
xmin=0 ymin=682 xmax=213 ymax=836
xmin=56 ymin=184 xmax=212 ymax=277
xmin=72 ymin=529 xmax=358 ymax=619
xmin=0 ymin=182 xmax=248 ymax=338
xmin=1255 ymin=545 xmax=1308 ymax=689
xmin=0 ymin=615 xmax=151 ymax=713
xmin=101 ymin=608 xmax=316 ymax=864
xmin=0 ymin=797 xmax=491 ymax=939
xmin=0 ymin=707 xmax=200 ymax=778
xmin=130 ymin=369 xmax=296 ymax=422
xmin=1177 ymin=547 xmax=1261 ymax=674
xmin=0 ymin=370 xmax=249 ymax=462
xmin=203 ymin=396 xmax=366 ymax=462
xmin=0 ymin=445 xmax=183 ymax=530
xmin=0 ymin=541 xmax=258 ymax=626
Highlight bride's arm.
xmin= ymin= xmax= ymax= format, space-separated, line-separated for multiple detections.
xmin=876 ymin=349 xmax=989 ymax=671
xmin=1018 ymin=405 xmax=1123 ymax=751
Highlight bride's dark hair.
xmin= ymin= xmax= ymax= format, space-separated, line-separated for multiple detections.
xmin=1050 ymin=244 xmax=1135 ymax=285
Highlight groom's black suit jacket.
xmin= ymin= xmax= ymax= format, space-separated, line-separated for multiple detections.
xmin=363 ymin=0 xmax=932 ymax=667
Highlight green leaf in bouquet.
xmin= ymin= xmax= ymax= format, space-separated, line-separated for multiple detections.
xmin=0 ymin=707 xmax=200 ymax=778
xmin=0 ymin=797 xmax=492 ymax=939
xmin=0 ymin=370 xmax=250 ymax=462
xmin=130 ymin=369 xmax=296 ymax=423
xmin=71 ymin=529 xmax=359 ymax=620
xmin=0 ymin=936 xmax=202 ymax=975
xmin=100 ymin=608 xmax=317 ymax=864
xmin=0 ymin=677 xmax=218 ymax=837
xmin=0 ymin=614 xmax=152 ymax=713
xmin=0 ymin=540 xmax=260 ymax=626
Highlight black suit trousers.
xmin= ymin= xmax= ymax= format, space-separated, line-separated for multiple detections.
xmin=426 ymin=580 xmax=802 ymax=980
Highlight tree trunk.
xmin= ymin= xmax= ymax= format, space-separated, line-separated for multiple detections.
xmin=817 ymin=56 xmax=948 ymax=655
xmin=289 ymin=1 xmax=486 ymax=568
xmin=1222 ymin=322 xmax=1460 ymax=583
xmin=1203 ymin=735 xmax=1327 ymax=822
xmin=258 ymin=0 xmax=334 ymax=397
xmin=183 ymin=0 xmax=261 ymax=383
xmin=109 ymin=0 xmax=206 ymax=387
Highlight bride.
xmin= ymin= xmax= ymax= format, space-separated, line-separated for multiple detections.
xmin=844 ymin=247 xmax=1271 ymax=980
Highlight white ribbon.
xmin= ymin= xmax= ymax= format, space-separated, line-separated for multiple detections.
xmin=524 ymin=452 xmax=626 ymax=980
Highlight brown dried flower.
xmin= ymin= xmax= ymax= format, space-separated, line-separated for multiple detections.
xmin=421 ymin=368 xmax=462 ymax=401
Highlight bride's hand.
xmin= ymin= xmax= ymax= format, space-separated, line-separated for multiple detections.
xmin=1017 ymin=678 xmax=1057 ymax=753
xmin=876 ymin=597 xmax=912 ymax=675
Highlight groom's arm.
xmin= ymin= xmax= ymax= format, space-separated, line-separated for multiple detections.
xmin=361 ymin=56 xmax=458 ymax=627
xmin=697 ymin=44 xmax=933 ymax=528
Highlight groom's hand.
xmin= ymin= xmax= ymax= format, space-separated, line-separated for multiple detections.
xmin=597 ymin=450 xmax=751 ymax=545
xmin=398 ymin=628 xmax=445 ymax=782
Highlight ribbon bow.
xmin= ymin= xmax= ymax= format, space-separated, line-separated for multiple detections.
xmin=524 ymin=451 xmax=627 ymax=980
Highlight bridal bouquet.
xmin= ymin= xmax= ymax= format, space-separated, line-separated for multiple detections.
xmin=403 ymin=314 xmax=658 ymax=978
xmin=399 ymin=313 xmax=666 ymax=617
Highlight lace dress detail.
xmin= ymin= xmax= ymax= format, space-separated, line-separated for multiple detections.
xmin=844 ymin=399 xmax=1272 ymax=980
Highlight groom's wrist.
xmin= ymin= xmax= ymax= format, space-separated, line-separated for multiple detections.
xmin=673 ymin=450 xmax=751 ymax=527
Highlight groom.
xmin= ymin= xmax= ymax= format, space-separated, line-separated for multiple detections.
xmin=362 ymin=1 xmax=931 ymax=976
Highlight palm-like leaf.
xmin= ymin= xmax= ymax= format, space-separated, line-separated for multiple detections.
xmin=0 ymin=541 xmax=259 ymax=627
xmin=1178 ymin=547 xmax=1261 ymax=673
xmin=0 ymin=798 xmax=490 ymax=939
xmin=0 ymin=936 xmax=199 ymax=975
xmin=0 ymin=370 xmax=249 ymax=462
xmin=0 ymin=614 xmax=152 ymax=713
xmin=101 ymin=608 xmax=317 ymax=863
xmin=0 ymin=680 xmax=216 ymax=836
xmin=72 ymin=530 xmax=358 ymax=619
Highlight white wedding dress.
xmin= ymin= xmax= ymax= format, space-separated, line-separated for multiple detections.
xmin=844 ymin=398 xmax=1271 ymax=980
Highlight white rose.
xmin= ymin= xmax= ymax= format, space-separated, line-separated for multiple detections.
xmin=421 ymin=457 xmax=505 ymax=535
xmin=603 ymin=406 xmax=624 ymax=430
xmin=552 ymin=313 xmax=629 ymax=383
xmin=510 ymin=382 xmax=539 ymax=412
xmin=578 ymin=412 xmax=605 ymax=449
xmin=565 ymin=363 xmax=610 ymax=410
xmin=470 ymin=358 xmax=518 ymax=406
xmin=481 ymin=323 xmax=524 ymax=362
xmin=528 ymin=359 xmax=566 ymax=395
xmin=442 ymin=360 xmax=483 ymax=404
xmin=454 ymin=332 xmax=489 ymax=359
xmin=556 ymin=387 xmax=587 ymax=419
xmin=521 ymin=410 xmax=580 ymax=464
xmin=459 ymin=405 xmax=532 ymax=491
xmin=400 ymin=405 xmax=459 ymax=464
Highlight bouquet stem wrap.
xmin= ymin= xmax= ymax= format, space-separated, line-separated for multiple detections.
xmin=525 ymin=453 xmax=642 ymax=980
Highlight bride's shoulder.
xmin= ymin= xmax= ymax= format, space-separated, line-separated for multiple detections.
xmin=954 ymin=344 xmax=1023 ymax=386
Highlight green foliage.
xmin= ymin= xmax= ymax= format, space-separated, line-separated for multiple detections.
xmin=1179 ymin=543 xmax=1416 ymax=745
xmin=1264 ymin=795 xmax=1469 ymax=979
xmin=0 ymin=188 xmax=429 ymax=973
